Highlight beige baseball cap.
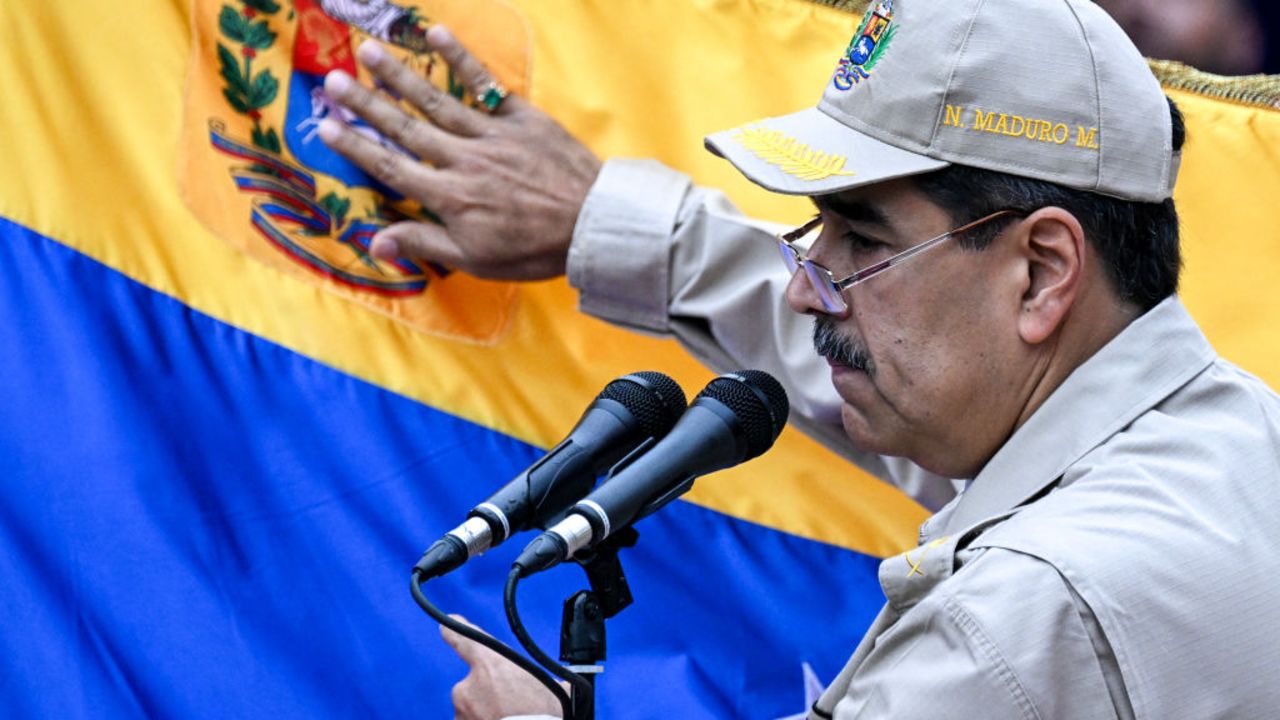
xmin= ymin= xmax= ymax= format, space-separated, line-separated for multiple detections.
xmin=705 ymin=0 xmax=1180 ymax=203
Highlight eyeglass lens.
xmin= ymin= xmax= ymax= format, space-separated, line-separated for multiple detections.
xmin=803 ymin=262 xmax=847 ymax=313
xmin=776 ymin=238 xmax=848 ymax=314
xmin=777 ymin=241 xmax=800 ymax=275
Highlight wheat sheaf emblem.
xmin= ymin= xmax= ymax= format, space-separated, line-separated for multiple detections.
xmin=732 ymin=126 xmax=855 ymax=181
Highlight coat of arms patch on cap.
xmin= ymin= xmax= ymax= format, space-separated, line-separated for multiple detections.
xmin=833 ymin=0 xmax=896 ymax=91
xmin=179 ymin=0 xmax=531 ymax=343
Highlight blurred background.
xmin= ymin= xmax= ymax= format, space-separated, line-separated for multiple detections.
xmin=1096 ymin=0 xmax=1280 ymax=75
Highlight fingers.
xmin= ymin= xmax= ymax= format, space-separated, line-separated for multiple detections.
xmin=372 ymin=221 xmax=464 ymax=269
xmin=356 ymin=40 xmax=488 ymax=138
xmin=322 ymin=70 xmax=458 ymax=165
xmin=439 ymin=614 xmax=491 ymax=665
xmin=316 ymin=116 xmax=445 ymax=198
xmin=427 ymin=25 xmax=526 ymax=118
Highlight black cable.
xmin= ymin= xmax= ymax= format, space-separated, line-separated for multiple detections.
xmin=410 ymin=569 xmax=573 ymax=719
xmin=504 ymin=567 xmax=594 ymax=718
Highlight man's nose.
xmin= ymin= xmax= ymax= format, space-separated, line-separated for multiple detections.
xmin=784 ymin=265 xmax=848 ymax=318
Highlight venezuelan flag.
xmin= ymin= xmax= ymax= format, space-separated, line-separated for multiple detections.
xmin=0 ymin=1 xmax=1275 ymax=718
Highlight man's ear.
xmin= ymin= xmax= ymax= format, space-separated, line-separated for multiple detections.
xmin=1016 ymin=207 xmax=1085 ymax=345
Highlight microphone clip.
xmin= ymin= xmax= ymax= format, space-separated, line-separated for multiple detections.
xmin=556 ymin=526 xmax=637 ymax=680
xmin=571 ymin=525 xmax=639 ymax=620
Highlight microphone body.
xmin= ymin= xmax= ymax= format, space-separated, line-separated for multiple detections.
xmin=515 ymin=371 xmax=789 ymax=576
xmin=415 ymin=372 xmax=686 ymax=580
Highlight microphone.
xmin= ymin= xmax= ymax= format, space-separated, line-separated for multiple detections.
xmin=414 ymin=371 xmax=687 ymax=580
xmin=513 ymin=370 xmax=789 ymax=576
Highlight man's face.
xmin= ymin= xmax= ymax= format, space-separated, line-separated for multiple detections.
xmin=786 ymin=180 xmax=1033 ymax=478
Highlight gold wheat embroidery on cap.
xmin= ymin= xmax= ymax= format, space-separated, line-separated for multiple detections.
xmin=732 ymin=126 xmax=856 ymax=181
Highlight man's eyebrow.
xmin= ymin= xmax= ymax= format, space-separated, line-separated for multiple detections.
xmin=811 ymin=194 xmax=890 ymax=227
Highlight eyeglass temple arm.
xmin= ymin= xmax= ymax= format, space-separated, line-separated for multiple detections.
xmin=781 ymin=215 xmax=823 ymax=244
xmin=834 ymin=210 xmax=1021 ymax=289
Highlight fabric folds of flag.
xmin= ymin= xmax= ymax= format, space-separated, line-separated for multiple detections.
xmin=0 ymin=1 xmax=1275 ymax=718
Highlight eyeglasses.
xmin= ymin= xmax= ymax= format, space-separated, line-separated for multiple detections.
xmin=776 ymin=209 xmax=1023 ymax=314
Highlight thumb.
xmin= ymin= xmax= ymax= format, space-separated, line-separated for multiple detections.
xmin=371 ymin=220 xmax=463 ymax=269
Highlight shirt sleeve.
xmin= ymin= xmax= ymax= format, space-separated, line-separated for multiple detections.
xmin=567 ymin=158 xmax=954 ymax=509
xmin=835 ymin=549 xmax=1123 ymax=720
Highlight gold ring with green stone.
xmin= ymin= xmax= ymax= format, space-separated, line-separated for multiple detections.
xmin=474 ymin=79 xmax=508 ymax=114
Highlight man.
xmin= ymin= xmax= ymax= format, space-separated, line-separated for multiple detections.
xmin=317 ymin=0 xmax=1280 ymax=717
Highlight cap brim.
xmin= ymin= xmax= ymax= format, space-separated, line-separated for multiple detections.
xmin=705 ymin=106 xmax=949 ymax=196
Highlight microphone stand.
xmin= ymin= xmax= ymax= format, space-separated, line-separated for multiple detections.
xmin=561 ymin=526 xmax=639 ymax=719
xmin=506 ymin=526 xmax=640 ymax=720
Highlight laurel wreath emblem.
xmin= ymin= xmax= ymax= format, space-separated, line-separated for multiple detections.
xmin=216 ymin=0 xmax=284 ymax=153
xmin=731 ymin=126 xmax=855 ymax=181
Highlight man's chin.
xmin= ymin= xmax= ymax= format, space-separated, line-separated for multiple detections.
xmin=839 ymin=402 xmax=893 ymax=456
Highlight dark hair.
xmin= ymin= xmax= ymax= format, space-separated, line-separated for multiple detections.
xmin=913 ymin=98 xmax=1186 ymax=312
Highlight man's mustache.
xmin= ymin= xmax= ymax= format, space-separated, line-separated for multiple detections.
xmin=813 ymin=318 xmax=874 ymax=375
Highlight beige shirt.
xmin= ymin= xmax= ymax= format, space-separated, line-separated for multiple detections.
xmin=565 ymin=159 xmax=1280 ymax=719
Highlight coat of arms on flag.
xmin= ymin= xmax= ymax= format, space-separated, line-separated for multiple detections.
xmin=180 ymin=0 xmax=531 ymax=343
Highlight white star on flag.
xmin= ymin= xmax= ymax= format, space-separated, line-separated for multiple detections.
xmin=774 ymin=662 xmax=828 ymax=720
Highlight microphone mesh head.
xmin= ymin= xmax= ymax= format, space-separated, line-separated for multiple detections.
xmin=697 ymin=370 xmax=790 ymax=459
xmin=603 ymin=371 xmax=687 ymax=437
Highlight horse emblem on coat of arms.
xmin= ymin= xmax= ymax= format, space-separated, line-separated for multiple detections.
xmin=180 ymin=0 xmax=530 ymax=342
xmin=832 ymin=0 xmax=896 ymax=91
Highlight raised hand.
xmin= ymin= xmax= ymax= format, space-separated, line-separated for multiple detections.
xmin=318 ymin=26 xmax=601 ymax=281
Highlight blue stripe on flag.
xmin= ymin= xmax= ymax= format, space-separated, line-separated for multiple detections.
xmin=0 ymin=216 xmax=884 ymax=719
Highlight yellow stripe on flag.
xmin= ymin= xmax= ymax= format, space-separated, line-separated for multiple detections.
xmin=3 ymin=0 xmax=1274 ymax=563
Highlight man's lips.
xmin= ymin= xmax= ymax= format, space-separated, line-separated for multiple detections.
xmin=823 ymin=352 xmax=868 ymax=372
xmin=825 ymin=356 xmax=864 ymax=374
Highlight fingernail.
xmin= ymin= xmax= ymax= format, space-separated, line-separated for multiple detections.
xmin=357 ymin=40 xmax=385 ymax=66
xmin=324 ymin=69 xmax=353 ymax=95
xmin=371 ymin=236 xmax=401 ymax=261
xmin=317 ymin=118 xmax=342 ymax=143
xmin=427 ymin=25 xmax=453 ymax=48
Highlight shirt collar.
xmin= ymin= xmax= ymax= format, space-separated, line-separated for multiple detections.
xmin=934 ymin=296 xmax=1216 ymax=537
